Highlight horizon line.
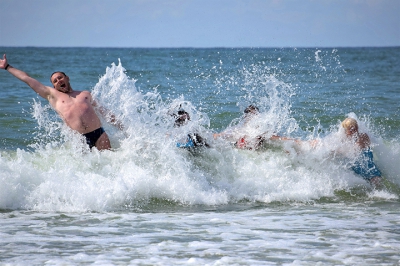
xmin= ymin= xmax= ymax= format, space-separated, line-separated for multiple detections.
xmin=1 ymin=45 xmax=399 ymax=49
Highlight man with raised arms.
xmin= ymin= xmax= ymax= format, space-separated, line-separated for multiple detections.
xmin=0 ymin=54 xmax=122 ymax=151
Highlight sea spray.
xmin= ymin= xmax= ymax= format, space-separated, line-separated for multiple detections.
xmin=1 ymin=56 xmax=399 ymax=212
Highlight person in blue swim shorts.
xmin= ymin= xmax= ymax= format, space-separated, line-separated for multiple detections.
xmin=341 ymin=117 xmax=382 ymax=188
xmin=173 ymin=109 xmax=209 ymax=148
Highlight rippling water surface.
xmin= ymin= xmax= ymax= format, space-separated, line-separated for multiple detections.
xmin=0 ymin=47 xmax=399 ymax=265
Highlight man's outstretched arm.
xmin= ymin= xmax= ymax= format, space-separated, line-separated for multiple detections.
xmin=1 ymin=54 xmax=52 ymax=99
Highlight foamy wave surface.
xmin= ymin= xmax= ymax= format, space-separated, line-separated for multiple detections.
xmin=1 ymin=61 xmax=398 ymax=212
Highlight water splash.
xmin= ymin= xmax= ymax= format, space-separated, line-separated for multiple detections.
xmin=0 ymin=60 xmax=398 ymax=212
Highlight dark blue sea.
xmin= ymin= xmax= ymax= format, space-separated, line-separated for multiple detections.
xmin=0 ymin=47 xmax=399 ymax=265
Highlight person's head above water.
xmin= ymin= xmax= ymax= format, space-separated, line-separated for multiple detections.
xmin=174 ymin=109 xmax=191 ymax=127
xmin=50 ymin=71 xmax=72 ymax=93
xmin=244 ymin=105 xmax=259 ymax=116
xmin=50 ymin=71 xmax=67 ymax=82
xmin=244 ymin=105 xmax=259 ymax=114
xmin=342 ymin=117 xmax=359 ymax=136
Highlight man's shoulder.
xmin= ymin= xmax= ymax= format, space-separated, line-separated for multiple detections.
xmin=359 ymin=133 xmax=370 ymax=140
xmin=358 ymin=133 xmax=371 ymax=147
xmin=77 ymin=90 xmax=92 ymax=96
xmin=68 ymin=89 xmax=90 ymax=93
xmin=75 ymin=90 xmax=94 ymax=103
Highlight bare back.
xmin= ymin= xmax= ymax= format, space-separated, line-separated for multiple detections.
xmin=355 ymin=133 xmax=371 ymax=150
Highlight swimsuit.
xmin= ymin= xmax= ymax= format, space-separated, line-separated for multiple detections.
xmin=83 ymin=127 xmax=105 ymax=149
xmin=235 ymin=137 xmax=247 ymax=149
xmin=176 ymin=133 xmax=208 ymax=148
xmin=351 ymin=148 xmax=382 ymax=180
xmin=176 ymin=135 xmax=195 ymax=148
xmin=234 ymin=135 xmax=264 ymax=150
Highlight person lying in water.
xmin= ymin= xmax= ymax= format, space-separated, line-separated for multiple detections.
xmin=173 ymin=109 xmax=209 ymax=148
xmin=309 ymin=117 xmax=382 ymax=188
xmin=213 ymin=105 xmax=284 ymax=150
xmin=273 ymin=117 xmax=383 ymax=188
xmin=0 ymin=54 xmax=123 ymax=151
xmin=340 ymin=117 xmax=382 ymax=188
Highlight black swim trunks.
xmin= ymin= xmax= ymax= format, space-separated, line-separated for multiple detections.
xmin=83 ymin=127 xmax=105 ymax=149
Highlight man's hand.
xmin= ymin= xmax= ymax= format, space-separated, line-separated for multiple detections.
xmin=0 ymin=54 xmax=9 ymax=69
xmin=1 ymin=54 xmax=51 ymax=99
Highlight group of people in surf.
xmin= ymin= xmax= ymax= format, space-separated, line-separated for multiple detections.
xmin=212 ymin=105 xmax=382 ymax=188
xmin=0 ymin=54 xmax=383 ymax=188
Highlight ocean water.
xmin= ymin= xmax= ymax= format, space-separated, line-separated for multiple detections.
xmin=0 ymin=47 xmax=399 ymax=265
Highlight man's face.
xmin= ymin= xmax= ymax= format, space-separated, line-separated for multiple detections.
xmin=51 ymin=72 xmax=71 ymax=93
xmin=345 ymin=126 xmax=357 ymax=137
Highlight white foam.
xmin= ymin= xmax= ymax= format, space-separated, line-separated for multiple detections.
xmin=0 ymin=61 xmax=398 ymax=212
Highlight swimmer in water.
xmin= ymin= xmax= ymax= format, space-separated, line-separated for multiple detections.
xmin=341 ymin=117 xmax=382 ymax=188
xmin=0 ymin=54 xmax=123 ymax=150
xmin=173 ymin=109 xmax=209 ymax=148
xmin=214 ymin=105 xmax=280 ymax=150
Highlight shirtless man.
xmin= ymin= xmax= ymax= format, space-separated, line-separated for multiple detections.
xmin=0 ymin=54 xmax=121 ymax=150
xmin=341 ymin=117 xmax=382 ymax=188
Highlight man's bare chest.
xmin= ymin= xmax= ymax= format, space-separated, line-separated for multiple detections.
xmin=53 ymin=93 xmax=92 ymax=116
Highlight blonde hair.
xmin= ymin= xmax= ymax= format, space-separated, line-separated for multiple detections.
xmin=341 ymin=117 xmax=358 ymax=130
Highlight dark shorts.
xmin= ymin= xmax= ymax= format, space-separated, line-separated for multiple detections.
xmin=83 ymin=127 xmax=105 ymax=149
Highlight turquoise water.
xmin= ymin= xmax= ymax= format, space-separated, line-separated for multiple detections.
xmin=0 ymin=47 xmax=399 ymax=264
